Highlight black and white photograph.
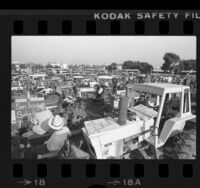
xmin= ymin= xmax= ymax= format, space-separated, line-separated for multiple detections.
xmin=11 ymin=36 xmax=196 ymax=159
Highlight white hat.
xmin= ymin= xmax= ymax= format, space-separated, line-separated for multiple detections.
xmin=48 ymin=115 xmax=64 ymax=130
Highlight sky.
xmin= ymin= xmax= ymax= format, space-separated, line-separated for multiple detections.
xmin=12 ymin=36 xmax=196 ymax=67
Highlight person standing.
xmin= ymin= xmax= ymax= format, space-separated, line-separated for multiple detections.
xmin=112 ymin=78 xmax=117 ymax=95
xmin=73 ymin=85 xmax=77 ymax=97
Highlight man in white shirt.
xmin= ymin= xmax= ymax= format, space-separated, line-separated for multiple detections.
xmin=32 ymin=109 xmax=54 ymax=135
xmin=46 ymin=115 xmax=71 ymax=151
xmin=28 ymin=115 xmax=71 ymax=158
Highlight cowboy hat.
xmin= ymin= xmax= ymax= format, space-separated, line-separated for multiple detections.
xmin=48 ymin=115 xmax=64 ymax=130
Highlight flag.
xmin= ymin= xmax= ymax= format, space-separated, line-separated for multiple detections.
xmin=170 ymin=60 xmax=180 ymax=74
xmin=170 ymin=60 xmax=180 ymax=68
xmin=175 ymin=61 xmax=180 ymax=66
xmin=56 ymin=86 xmax=62 ymax=96
xmin=45 ymin=93 xmax=61 ymax=107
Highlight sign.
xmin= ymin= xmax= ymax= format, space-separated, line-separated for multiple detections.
xmin=14 ymin=99 xmax=32 ymax=126
xmin=13 ymin=98 xmax=46 ymax=126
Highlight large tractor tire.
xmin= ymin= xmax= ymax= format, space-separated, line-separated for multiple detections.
xmin=163 ymin=121 xmax=196 ymax=159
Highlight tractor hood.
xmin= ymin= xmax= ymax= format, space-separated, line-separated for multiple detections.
xmin=82 ymin=116 xmax=154 ymax=146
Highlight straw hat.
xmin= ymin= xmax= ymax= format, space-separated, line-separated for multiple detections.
xmin=48 ymin=115 xmax=64 ymax=130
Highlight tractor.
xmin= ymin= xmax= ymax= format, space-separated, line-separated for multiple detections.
xmin=82 ymin=83 xmax=196 ymax=159
xmin=127 ymin=83 xmax=196 ymax=159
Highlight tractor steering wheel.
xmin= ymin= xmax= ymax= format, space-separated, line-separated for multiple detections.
xmin=147 ymin=101 xmax=159 ymax=108
xmin=147 ymin=94 xmax=160 ymax=109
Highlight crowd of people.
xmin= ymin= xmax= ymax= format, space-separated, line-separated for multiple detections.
xmin=11 ymin=70 xmax=196 ymax=159
xmin=117 ymin=73 xmax=196 ymax=87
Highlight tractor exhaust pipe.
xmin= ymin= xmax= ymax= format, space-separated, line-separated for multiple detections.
xmin=118 ymin=87 xmax=129 ymax=126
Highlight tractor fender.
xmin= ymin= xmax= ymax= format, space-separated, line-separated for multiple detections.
xmin=159 ymin=115 xmax=195 ymax=147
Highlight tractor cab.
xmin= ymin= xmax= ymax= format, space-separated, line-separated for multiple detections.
xmin=128 ymin=83 xmax=195 ymax=158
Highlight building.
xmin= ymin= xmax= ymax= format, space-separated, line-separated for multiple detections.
xmin=12 ymin=63 xmax=30 ymax=73
xmin=15 ymin=64 xmax=20 ymax=72
xmin=30 ymin=64 xmax=45 ymax=73
xmin=152 ymin=66 xmax=164 ymax=73
xmin=123 ymin=69 xmax=141 ymax=75
xmin=29 ymin=73 xmax=46 ymax=81
xmin=180 ymin=70 xmax=196 ymax=75
xmin=61 ymin=63 xmax=68 ymax=69
xmin=117 ymin=64 xmax=122 ymax=70
xmin=49 ymin=62 xmax=61 ymax=68
xmin=45 ymin=68 xmax=57 ymax=74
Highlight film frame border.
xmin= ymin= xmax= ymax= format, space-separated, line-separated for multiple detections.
xmin=0 ymin=9 xmax=199 ymax=188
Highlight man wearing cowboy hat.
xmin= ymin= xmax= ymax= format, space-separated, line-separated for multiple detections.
xmin=28 ymin=115 xmax=71 ymax=158
xmin=32 ymin=109 xmax=54 ymax=135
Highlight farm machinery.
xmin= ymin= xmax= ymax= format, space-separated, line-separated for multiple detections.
xmin=82 ymin=83 xmax=196 ymax=159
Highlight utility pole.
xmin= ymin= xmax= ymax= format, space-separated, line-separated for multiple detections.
xmin=178 ymin=61 xmax=180 ymax=75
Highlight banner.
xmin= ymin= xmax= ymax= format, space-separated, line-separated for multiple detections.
xmin=13 ymin=99 xmax=32 ymax=126
xmin=13 ymin=98 xmax=46 ymax=127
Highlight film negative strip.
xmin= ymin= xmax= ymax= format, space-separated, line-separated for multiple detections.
xmin=0 ymin=9 xmax=199 ymax=188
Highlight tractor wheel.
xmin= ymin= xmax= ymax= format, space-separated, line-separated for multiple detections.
xmin=163 ymin=121 xmax=196 ymax=159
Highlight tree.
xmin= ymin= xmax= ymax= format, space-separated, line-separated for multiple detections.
xmin=106 ymin=63 xmax=118 ymax=72
xmin=19 ymin=64 xmax=26 ymax=69
xmin=161 ymin=53 xmax=180 ymax=72
xmin=45 ymin=64 xmax=53 ymax=68
xmin=111 ymin=63 xmax=117 ymax=71
xmin=122 ymin=61 xmax=138 ymax=69
xmin=140 ymin=62 xmax=153 ymax=73
xmin=181 ymin=59 xmax=196 ymax=71
xmin=122 ymin=60 xmax=152 ymax=73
